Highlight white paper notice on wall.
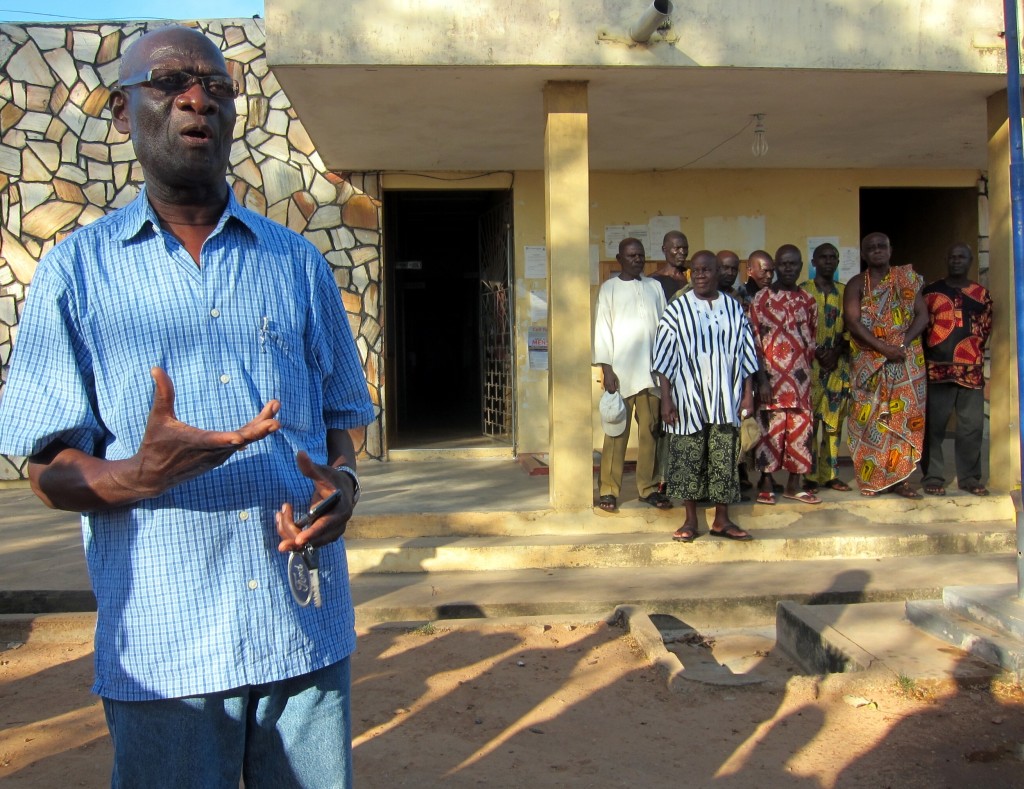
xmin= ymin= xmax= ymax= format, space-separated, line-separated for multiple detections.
xmin=529 ymin=350 xmax=549 ymax=371
xmin=838 ymin=247 xmax=861 ymax=283
xmin=647 ymin=216 xmax=682 ymax=261
xmin=524 ymin=245 xmax=547 ymax=279
xmin=605 ymin=225 xmax=651 ymax=258
xmin=529 ymin=290 xmax=548 ymax=322
xmin=704 ymin=216 xmax=766 ymax=258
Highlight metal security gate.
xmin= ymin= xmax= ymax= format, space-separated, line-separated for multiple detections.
xmin=478 ymin=195 xmax=514 ymax=441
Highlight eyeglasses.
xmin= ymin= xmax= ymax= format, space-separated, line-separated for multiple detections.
xmin=117 ymin=69 xmax=240 ymax=99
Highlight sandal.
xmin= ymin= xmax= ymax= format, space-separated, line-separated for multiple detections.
xmin=672 ymin=526 xmax=698 ymax=543
xmin=709 ymin=524 xmax=753 ymax=541
xmin=756 ymin=491 xmax=776 ymax=505
xmin=890 ymin=483 xmax=922 ymax=500
xmin=802 ymin=481 xmax=819 ymax=494
xmin=640 ymin=492 xmax=673 ymax=510
xmin=923 ymin=484 xmax=946 ymax=496
xmin=958 ymin=484 xmax=990 ymax=497
xmin=783 ymin=490 xmax=822 ymax=505
xmin=598 ymin=495 xmax=618 ymax=512
xmin=860 ymin=489 xmax=879 ymax=497
xmin=824 ymin=479 xmax=852 ymax=492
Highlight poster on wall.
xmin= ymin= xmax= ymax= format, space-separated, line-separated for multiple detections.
xmin=524 ymin=245 xmax=547 ymax=279
xmin=647 ymin=216 xmax=682 ymax=261
xmin=529 ymin=290 xmax=548 ymax=322
xmin=838 ymin=247 xmax=861 ymax=283
xmin=604 ymin=225 xmax=651 ymax=258
xmin=704 ymin=216 xmax=766 ymax=258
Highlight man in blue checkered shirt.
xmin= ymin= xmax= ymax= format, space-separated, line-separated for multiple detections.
xmin=0 ymin=25 xmax=374 ymax=787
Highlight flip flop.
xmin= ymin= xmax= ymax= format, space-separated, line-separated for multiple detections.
xmin=783 ymin=490 xmax=822 ymax=505
xmin=890 ymin=483 xmax=922 ymax=500
xmin=824 ymin=479 xmax=852 ymax=492
xmin=640 ymin=492 xmax=674 ymax=510
xmin=672 ymin=526 xmax=698 ymax=543
xmin=958 ymin=484 xmax=990 ymax=497
xmin=598 ymin=495 xmax=617 ymax=512
xmin=756 ymin=491 xmax=776 ymax=505
xmin=802 ymin=482 xmax=819 ymax=494
xmin=709 ymin=524 xmax=753 ymax=541
xmin=923 ymin=484 xmax=946 ymax=496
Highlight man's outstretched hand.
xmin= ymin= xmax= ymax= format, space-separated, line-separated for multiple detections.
xmin=130 ymin=367 xmax=281 ymax=496
xmin=28 ymin=367 xmax=281 ymax=511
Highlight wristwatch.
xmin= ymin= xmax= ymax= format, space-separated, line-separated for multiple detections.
xmin=333 ymin=465 xmax=360 ymax=505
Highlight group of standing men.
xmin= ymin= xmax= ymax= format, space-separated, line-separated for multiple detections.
xmin=593 ymin=229 xmax=992 ymax=542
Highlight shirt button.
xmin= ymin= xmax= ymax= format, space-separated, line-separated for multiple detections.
xmin=220 ymin=373 xmax=231 ymax=384
xmin=210 ymin=308 xmax=221 ymax=318
xmin=239 ymin=511 xmax=249 ymax=521
xmin=247 ymin=579 xmax=259 ymax=590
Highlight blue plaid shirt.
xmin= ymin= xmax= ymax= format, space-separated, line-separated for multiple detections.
xmin=0 ymin=189 xmax=375 ymax=701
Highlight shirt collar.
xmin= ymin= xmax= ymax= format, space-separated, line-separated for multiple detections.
xmin=115 ymin=185 xmax=260 ymax=242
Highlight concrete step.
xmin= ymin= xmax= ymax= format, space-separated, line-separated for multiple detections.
xmin=775 ymin=600 xmax=1006 ymax=681
xmin=941 ymin=583 xmax=1024 ymax=641
xmin=351 ymin=489 xmax=1014 ymax=538
xmin=346 ymin=518 xmax=1014 ymax=574
xmin=905 ymin=599 xmax=1024 ymax=678
xmin=348 ymin=552 xmax=1017 ymax=629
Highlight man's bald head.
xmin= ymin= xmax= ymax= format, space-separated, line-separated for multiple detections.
xmin=747 ymin=250 xmax=775 ymax=289
xmin=119 ymin=25 xmax=228 ymax=82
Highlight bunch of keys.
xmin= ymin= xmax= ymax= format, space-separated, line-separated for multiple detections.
xmin=287 ymin=490 xmax=341 ymax=608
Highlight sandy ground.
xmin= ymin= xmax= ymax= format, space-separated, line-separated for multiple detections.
xmin=2 ymin=619 xmax=1023 ymax=788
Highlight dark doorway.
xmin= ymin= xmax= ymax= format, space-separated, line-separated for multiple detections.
xmin=383 ymin=190 xmax=514 ymax=450
xmin=859 ymin=187 xmax=979 ymax=283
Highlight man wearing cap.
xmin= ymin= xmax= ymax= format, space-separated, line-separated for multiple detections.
xmin=593 ymin=237 xmax=669 ymax=512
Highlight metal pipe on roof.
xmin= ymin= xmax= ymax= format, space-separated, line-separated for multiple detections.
xmin=629 ymin=0 xmax=673 ymax=43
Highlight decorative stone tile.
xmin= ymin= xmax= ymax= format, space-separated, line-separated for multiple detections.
xmin=110 ymin=184 xmax=139 ymax=209
xmin=48 ymin=82 xmax=69 ymax=114
xmin=246 ymin=95 xmax=267 ymax=130
xmin=71 ymin=30 xmax=101 ymax=63
xmin=97 ymin=30 xmax=120 ymax=65
xmin=81 ymin=116 xmax=108 ymax=142
xmin=342 ymin=194 xmax=380 ymax=230
xmin=233 ymin=156 xmax=263 ymax=188
xmin=257 ymin=134 xmax=290 ymax=163
xmin=104 ymin=125 xmax=129 ymax=144
xmin=0 ymin=103 xmax=23 ymax=134
xmin=87 ymin=161 xmax=112 ymax=181
xmin=355 ymin=228 xmax=379 ymax=246
xmin=306 ymin=229 xmax=331 ymax=254
xmin=332 ymin=266 xmax=351 ymax=290
xmin=23 ymin=201 xmax=83 ymax=238
xmin=79 ymin=64 xmax=100 ymax=93
xmin=110 ymin=142 xmax=135 ymax=163
xmin=287 ymin=120 xmax=314 ymax=156
xmin=44 ymin=47 xmax=76 ymax=87
xmin=265 ymin=108 xmax=288 ymax=136
xmin=1 ymin=228 xmax=38 ymax=283
xmin=245 ymin=127 xmax=270 ymax=148
xmin=78 ymin=204 xmax=104 ymax=226
xmin=82 ymin=181 xmax=105 ymax=204
xmin=27 ymin=26 xmax=65 ymax=50
xmin=56 ymin=163 xmax=86 ymax=183
xmin=224 ymin=26 xmax=246 ymax=47
xmin=26 ymin=140 xmax=58 ymax=171
xmin=58 ymin=101 xmax=86 ymax=134
xmin=53 ymin=178 xmax=84 ymax=203
xmin=8 ymin=40 xmax=55 ymax=87
xmin=16 ymin=111 xmax=50 ymax=133
xmin=25 ymin=84 xmax=50 ymax=112
xmin=309 ymin=173 xmax=336 ymax=205
xmin=113 ymin=162 xmax=129 ymax=189
xmin=261 ymin=157 xmax=303 ymax=205
xmin=242 ymin=186 xmax=266 ymax=215
xmin=59 ymin=132 xmax=76 ymax=163
xmin=222 ymin=41 xmax=261 ymax=64
xmin=19 ymin=181 xmax=53 ymax=212
xmin=267 ymin=198 xmax=288 ymax=227
xmin=20 ymin=147 xmax=51 ymax=182
xmin=81 ymin=142 xmax=109 ymax=162
xmin=0 ymin=34 xmax=18 ymax=67
xmin=286 ymin=199 xmax=308 ymax=233
xmin=97 ymin=60 xmax=119 ymax=86
xmin=82 ymin=85 xmax=109 ymax=117
xmin=308 ymin=205 xmax=341 ymax=230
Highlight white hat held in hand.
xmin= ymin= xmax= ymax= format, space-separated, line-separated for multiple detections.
xmin=599 ymin=391 xmax=628 ymax=437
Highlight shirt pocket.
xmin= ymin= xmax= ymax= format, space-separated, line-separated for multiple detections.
xmin=252 ymin=321 xmax=314 ymax=434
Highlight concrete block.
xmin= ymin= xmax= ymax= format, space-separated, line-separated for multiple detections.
xmin=906 ymin=599 xmax=1024 ymax=677
xmin=942 ymin=584 xmax=1024 ymax=642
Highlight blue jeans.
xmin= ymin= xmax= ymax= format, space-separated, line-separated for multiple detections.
xmin=102 ymin=658 xmax=352 ymax=789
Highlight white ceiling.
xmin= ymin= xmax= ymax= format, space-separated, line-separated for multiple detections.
xmin=271 ymin=64 xmax=1005 ymax=173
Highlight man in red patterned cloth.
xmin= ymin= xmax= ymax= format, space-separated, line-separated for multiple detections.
xmin=750 ymin=244 xmax=820 ymax=505
xmin=921 ymin=243 xmax=993 ymax=496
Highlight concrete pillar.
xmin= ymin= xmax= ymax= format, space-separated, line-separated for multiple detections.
xmin=543 ymin=81 xmax=593 ymax=511
xmin=986 ymin=89 xmax=1022 ymax=493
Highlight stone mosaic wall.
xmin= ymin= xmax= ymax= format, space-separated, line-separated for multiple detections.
xmin=0 ymin=19 xmax=384 ymax=480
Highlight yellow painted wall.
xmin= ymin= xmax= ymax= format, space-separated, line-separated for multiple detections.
xmin=511 ymin=167 xmax=981 ymax=455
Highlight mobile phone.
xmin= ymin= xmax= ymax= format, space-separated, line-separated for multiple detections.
xmin=293 ymin=490 xmax=342 ymax=529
